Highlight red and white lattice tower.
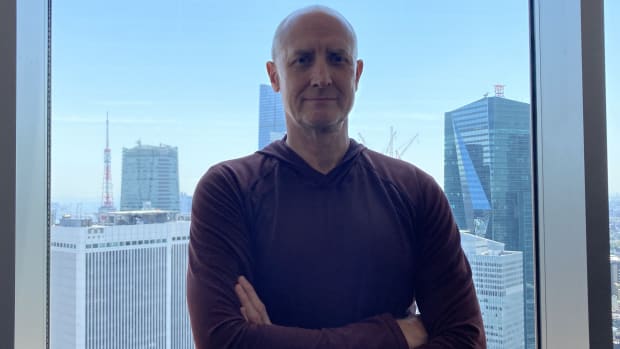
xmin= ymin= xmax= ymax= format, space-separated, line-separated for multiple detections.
xmin=100 ymin=113 xmax=115 ymax=212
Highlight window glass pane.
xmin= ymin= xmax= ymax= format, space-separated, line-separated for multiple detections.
xmin=607 ymin=0 xmax=620 ymax=345
xmin=50 ymin=2 xmax=534 ymax=348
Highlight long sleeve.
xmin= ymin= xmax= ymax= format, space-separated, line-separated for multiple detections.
xmin=186 ymin=164 xmax=409 ymax=349
xmin=413 ymin=175 xmax=486 ymax=348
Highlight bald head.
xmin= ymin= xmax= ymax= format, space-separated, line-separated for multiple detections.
xmin=271 ymin=6 xmax=358 ymax=62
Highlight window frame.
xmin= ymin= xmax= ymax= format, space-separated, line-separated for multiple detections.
xmin=0 ymin=0 xmax=17 ymax=345
xmin=1 ymin=0 xmax=50 ymax=348
xmin=0 ymin=0 xmax=611 ymax=347
xmin=532 ymin=0 xmax=611 ymax=347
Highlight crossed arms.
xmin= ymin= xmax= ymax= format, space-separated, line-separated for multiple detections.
xmin=187 ymin=165 xmax=486 ymax=349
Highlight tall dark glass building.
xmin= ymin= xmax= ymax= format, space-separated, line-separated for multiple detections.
xmin=258 ymin=84 xmax=286 ymax=150
xmin=444 ymin=96 xmax=534 ymax=349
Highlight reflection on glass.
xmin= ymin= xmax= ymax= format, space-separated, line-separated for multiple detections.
xmin=50 ymin=1 xmax=533 ymax=348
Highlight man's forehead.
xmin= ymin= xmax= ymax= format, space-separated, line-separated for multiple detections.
xmin=282 ymin=23 xmax=352 ymax=50
xmin=282 ymin=42 xmax=353 ymax=56
xmin=272 ymin=7 xmax=357 ymax=60
xmin=282 ymin=11 xmax=353 ymax=40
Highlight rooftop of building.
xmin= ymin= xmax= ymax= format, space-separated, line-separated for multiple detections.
xmin=122 ymin=141 xmax=177 ymax=152
xmin=460 ymin=231 xmax=523 ymax=257
xmin=59 ymin=210 xmax=182 ymax=227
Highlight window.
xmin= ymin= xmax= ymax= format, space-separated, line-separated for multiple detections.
xmin=1 ymin=0 xmax=610 ymax=348
xmin=50 ymin=2 xmax=534 ymax=348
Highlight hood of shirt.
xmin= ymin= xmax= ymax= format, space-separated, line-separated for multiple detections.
xmin=257 ymin=136 xmax=366 ymax=187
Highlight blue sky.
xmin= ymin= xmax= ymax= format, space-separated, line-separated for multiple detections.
xmin=51 ymin=0 xmax=618 ymax=204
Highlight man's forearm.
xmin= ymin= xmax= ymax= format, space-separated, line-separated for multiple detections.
xmin=188 ymin=273 xmax=409 ymax=349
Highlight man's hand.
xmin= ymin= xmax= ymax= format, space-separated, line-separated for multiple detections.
xmin=235 ymin=276 xmax=272 ymax=325
xmin=396 ymin=315 xmax=428 ymax=349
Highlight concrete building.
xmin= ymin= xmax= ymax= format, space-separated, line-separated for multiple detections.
xmin=50 ymin=211 xmax=193 ymax=349
xmin=120 ymin=143 xmax=180 ymax=212
xmin=461 ymin=232 xmax=525 ymax=349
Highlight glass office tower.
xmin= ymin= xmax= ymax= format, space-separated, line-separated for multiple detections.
xmin=258 ymin=84 xmax=286 ymax=150
xmin=444 ymin=95 xmax=534 ymax=349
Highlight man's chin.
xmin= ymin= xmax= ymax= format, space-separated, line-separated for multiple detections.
xmin=301 ymin=117 xmax=347 ymax=133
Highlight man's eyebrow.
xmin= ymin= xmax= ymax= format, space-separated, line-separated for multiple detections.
xmin=326 ymin=48 xmax=354 ymax=59
xmin=326 ymin=48 xmax=349 ymax=55
xmin=289 ymin=49 xmax=314 ymax=56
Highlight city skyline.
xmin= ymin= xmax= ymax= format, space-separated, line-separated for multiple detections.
xmin=51 ymin=1 xmax=539 ymax=203
xmin=50 ymin=1 xmax=619 ymax=202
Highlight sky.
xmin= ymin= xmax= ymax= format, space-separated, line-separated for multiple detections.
xmin=51 ymin=0 xmax=618 ymax=205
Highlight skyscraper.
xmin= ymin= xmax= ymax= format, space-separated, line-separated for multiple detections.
xmin=461 ymin=232 xmax=524 ymax=349
xmin=120 ymin=142 xmax=180 ymax=212
xmin=444 ymin=95 xmax=534 ymax=349
xmin=50 ymin=212 xmax=193 ymax=349
xmin=258 ymin=84 xmax=286 ymax=149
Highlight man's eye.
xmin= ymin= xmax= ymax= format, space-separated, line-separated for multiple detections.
xmin=329 ymin=54 xmax=345 ymax=63
xmin=295 ymin=56 xmax=311 ymax=65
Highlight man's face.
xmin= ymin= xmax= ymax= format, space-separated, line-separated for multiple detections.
xmin=267 ymin=12 xmax=363 ymax=132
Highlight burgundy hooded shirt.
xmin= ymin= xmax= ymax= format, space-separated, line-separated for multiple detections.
xmin=187 ymin=138 xmax=485 ymax=348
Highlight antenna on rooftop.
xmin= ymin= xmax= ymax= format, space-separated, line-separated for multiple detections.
xmin=494 ymin=84 xmax=505 ymax=98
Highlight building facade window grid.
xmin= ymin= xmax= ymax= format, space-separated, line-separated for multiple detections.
xmin=52 ymin=221 xmax=192 ymax=349
xmin=446 ymin=96 xmax=533 ymax=348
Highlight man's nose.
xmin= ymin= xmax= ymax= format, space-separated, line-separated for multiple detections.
xmin=310 ymin=60 xmax=332 ymax=88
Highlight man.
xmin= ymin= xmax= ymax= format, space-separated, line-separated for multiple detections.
xmin=187 ymin=5 xmax=485 ymax=349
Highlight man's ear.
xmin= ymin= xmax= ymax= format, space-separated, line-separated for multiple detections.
xmin=266 ymin=61 xmax=280 ymax=92
xmin=354 ymin=59 xmax=364 ymax=91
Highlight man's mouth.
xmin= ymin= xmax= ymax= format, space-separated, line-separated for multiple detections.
xmin=304 ymin=98 xmax=337 ymax=101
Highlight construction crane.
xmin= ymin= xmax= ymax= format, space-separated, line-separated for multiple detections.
xmin=358 ymin=126 xmax=418 ymax=160
xmin=394 ymin=133 xmax=418 ymax=160
xmin=357 ymin=132 xmax=368 ymax=146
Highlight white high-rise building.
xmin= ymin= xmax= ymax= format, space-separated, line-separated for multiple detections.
xmin=461 ymin=232 xmax=524 ymax=349
xmin=50 ymin=211 xmax=193 ymax=349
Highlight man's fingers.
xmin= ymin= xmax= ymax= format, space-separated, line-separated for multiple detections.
xmin=239 ymin=276 xmax=266 ymax=311
xmin=240 ymin=306 xmax=248 ymax=321
xmin=235 ymin=283 xmax=263 ymax=324
xmin=238 ymin=276 xmax=271 ymax=324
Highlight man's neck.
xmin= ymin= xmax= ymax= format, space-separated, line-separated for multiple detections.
xmin=285 ymin=122 xmax=350 ymax=175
